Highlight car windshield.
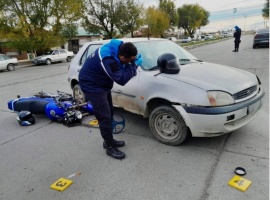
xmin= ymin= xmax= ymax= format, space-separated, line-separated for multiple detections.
xmin=44 ymin=50 xmax=54 ymax=55
xmin=0 ymin=55 xmax=11 ymax=60
xmin=134 ymin=40 xmax=198 ymax=70
xmin=257 ymin=28 xmax=269 ymax=34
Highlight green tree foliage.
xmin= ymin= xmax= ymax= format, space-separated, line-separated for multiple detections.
xmin=177 ymin=4 xmax=209 ymax=36
xmin=159 ymin=0 xmax=178 ymax=30
xmin=144 ymin=6 xmax=170 ymax=37
xmin=114 ymin=0 xmax=143 ymax=37
xmin=60 ymin=23 xmax=79 ymax=40
xmin=262 ymin=0 xmax=269 ymax=19
xmin=0 ymin=0 xmax=83 ymax=53
xmin=82 ymin=0 xmax=142 ymax=39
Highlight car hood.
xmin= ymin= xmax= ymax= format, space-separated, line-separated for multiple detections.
xmin=35 ymin=55 xmax=50 ymax=59
xmin=161 ymin=62 xmax=258 ymax=94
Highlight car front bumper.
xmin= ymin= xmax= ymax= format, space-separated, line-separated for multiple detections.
xmin=33 ymin=59 xmax=46 ymax=64
xmin=174 ymin=89 xmax=265 ymax=137
xmin=253 ymin=39 xmax=269 ymax=46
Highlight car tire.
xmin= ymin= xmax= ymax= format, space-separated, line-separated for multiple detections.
xmin=45 ymin=59 xmax=51 ymax=65
xmin=7 ymin=64 xmax=15 ymax=71
xmin=253 ymin=45 xmax=256 ymax=49
xmin=66 ymin=56 xmax=72 ymax=62
xmin=149 ymin=105 xmax=188 ymax=146
xmin=73 ymin=84 xmax=86 ymax=104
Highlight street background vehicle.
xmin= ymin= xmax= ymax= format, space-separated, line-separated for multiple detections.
xmin=253 ymin=28 xmax=269 ymax=49
xmin=33 ymin=49 xmax=74 ymax=65
xmin=0 ymin=35 xmax=268 ymax=200
xmin=0 ymin=54 xmax=18 ymax=71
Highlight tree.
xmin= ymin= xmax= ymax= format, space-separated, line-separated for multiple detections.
xmin=262 ymin=0 xmax=269 ymax=19
xmin=60 ymin=23 xmax=79 ymax=40
xmin=144 ymin=6 xmax=170 ymax=37
xmin=114 ymin=0 xmax=143 ymax=37
xmin=0 ymin=0 xmax=84 ymax=54
xmin=82 ymin=0 xmax=142 ymax=39
xmin=177 ymin=4 xmax=209 ymax=36
xmin=159 ymin=0 xmax=178 ymax=30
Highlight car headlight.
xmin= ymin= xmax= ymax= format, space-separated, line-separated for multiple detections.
xmin=207 ymin=91 xmax=234 ymax=106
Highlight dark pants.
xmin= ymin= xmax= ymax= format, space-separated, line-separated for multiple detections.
xmin=84 ymin=91 xmax=114 ymax=145
xmin=234 ymin=40 xmax=240 ymax=50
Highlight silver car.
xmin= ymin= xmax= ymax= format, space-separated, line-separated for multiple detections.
xmin=67 ymin=38 xmax=264 ymax=146
xmin=33 ymin=49 xmax=74 ymax=65
xmin=0 ymin=54 xmax=18 ymax=71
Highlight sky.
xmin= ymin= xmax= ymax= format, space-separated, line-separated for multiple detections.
xmin=141 ymin=0 xmax=268 ymax=32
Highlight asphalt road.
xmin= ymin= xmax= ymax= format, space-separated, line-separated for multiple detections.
xmin=0 ymin=34 xmax=268 ymax=200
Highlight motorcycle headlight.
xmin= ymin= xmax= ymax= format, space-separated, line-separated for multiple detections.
xmin=75 ymin=111 xmax=82 ymax=119
xmin=207 ymin=91 xmax=234 ymax=106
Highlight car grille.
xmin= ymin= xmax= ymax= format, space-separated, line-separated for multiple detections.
xmin=233 ymin=85 xmax=257 ymax=100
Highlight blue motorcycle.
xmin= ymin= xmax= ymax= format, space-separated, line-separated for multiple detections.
xmin=8 ymin=91 xmax=93 ymax=125
xmin=7 ymin=91 xmax=125 ymax=133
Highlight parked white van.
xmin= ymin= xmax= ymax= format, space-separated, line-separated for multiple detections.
xmin=221 ymin=32 xmax=233 ymax=37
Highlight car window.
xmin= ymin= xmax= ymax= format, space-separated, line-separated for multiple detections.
xmin=60 ymin=49 xmax=67 ymax=54
xmin=257 ymin=28 xmax=269 ymax=34
xmin=53 ymin=50 xmax=59 ymax=55
xmin=134 ymin=40 xmax=198 ymax=70
xmin=80 ymin=44 xmax=102 ymax=66
xmin=0 ymin=55 xmax=11 ymax=60
xmin=44 ymin=50 xmax=54 ymax=55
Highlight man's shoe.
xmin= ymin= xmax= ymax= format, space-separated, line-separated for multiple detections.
xmin=106 ymin=146 xmax=125 ymax=159
xmin=103 ymin=139 xmax=125 ymax=149
xmin=232 ymin=50 xmax=237 ymax=52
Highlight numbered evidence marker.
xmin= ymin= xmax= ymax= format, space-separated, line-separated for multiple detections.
xmin=89 ymin=119 xmax=99 ymax=127
xmin=50 ymin=178 xmax=73 ymax=191
xmin=228 ymin=175 xmax=252 ymax=192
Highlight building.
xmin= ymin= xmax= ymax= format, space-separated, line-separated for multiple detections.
xmin=66 ymin=28 xmax=101 ymax=54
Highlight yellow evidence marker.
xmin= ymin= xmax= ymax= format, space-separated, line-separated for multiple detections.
xmin=50 ymin=178 xmax=73 ymax=191
xmin=89 ymin=119 xmax=99 ymax=127
xmin=228 ymin=175 xmax=252 ymax=192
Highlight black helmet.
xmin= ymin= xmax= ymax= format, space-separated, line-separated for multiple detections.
xmin=17 ymin=111 xmax=35 ymax=126
xmin=157 ymin=53 xmax=180 ymax=74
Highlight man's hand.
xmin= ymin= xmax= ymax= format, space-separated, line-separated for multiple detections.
xmin=134 ymin=54 xmax=143 ymax=66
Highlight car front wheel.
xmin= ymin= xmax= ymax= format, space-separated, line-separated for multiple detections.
xmin=149 ymin=105 xmax=188 ymax=146
xmin=66 ymin=56 xmax=72 ymax=62
xmin=45 ymin=59 xmax=51 ymax=65
xmin=73 ymin=84 xmax=86 ymax=104
xmin=7 ymin=64 xmax=15 ymax=71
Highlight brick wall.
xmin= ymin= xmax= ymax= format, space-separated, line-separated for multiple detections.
xmin=0 ymin=46 xmax=29 ymax=60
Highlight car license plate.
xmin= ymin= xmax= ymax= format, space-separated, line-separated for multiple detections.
xmin=247 ymin=100 xmax=261 ymax=115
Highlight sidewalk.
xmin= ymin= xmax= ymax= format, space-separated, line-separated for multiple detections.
xmin=17 ymin=60 xmax=35 ymax=68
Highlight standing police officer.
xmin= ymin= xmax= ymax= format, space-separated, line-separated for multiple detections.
xmin=79 ymin=39 xmax=142 ymax=159
xmin=233 ymin=25 xmax=241 ymax=52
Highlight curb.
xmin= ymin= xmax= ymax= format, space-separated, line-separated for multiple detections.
xmin=17 ymin=60 xmax=35 ymax=69
xmin=182 ymin=37 xmax=231 ymax=50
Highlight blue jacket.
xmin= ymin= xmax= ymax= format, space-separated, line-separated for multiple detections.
xmin=79 ymin=39 xmax=137 ymax=93
xmin=234 ymin=26 xmax=241 ymax=42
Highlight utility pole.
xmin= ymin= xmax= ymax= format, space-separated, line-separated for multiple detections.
xmin=244 ymin=14 xmax=247 ymax=33
xmin=233 ymin=8 xmax=237 ymax=27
